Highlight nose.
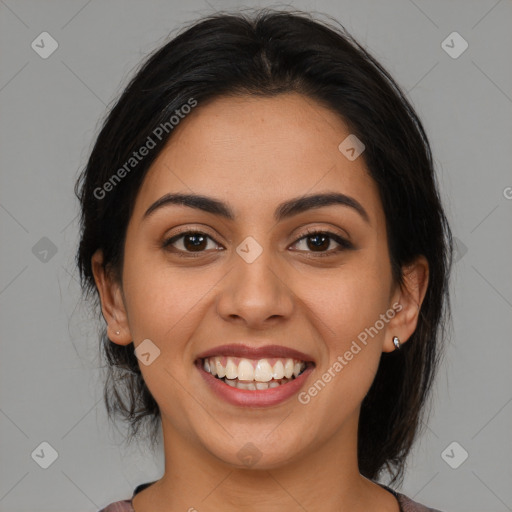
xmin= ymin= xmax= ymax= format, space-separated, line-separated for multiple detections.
xmin=215 ymin=244 xmax=295 ymax=329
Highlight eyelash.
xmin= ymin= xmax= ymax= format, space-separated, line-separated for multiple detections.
xmin=161 ymin=227 xmax=354 ymax=258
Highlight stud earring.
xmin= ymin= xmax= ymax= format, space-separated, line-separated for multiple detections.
xmin=392 ymin=336 xmax=401 ymax=350
xmin=115 ymin=330 xmax=120 ymax=335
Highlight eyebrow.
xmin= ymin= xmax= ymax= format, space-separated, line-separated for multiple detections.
xmin=143 ymin=191 xmax=370 ymax=224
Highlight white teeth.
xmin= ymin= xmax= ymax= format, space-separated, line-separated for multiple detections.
xmin=202 ymin=355 xmax=308 ymax=385
xmin=284 ymin=359 xmax=294 ymax=378
xmin=272 ymin=360 xmax=285 ymax=379
xmin=222 ymin=378 xmax=294 ymax=390
xmin=237 ymin=359 xmax=255 ymax=380
xmin=254 ymin=359 xmax=273 ymax=382
xmin=215 ymin=357 xmax=226 ymax=378
xmin=225 ymin=358 xmax=237 ymax=379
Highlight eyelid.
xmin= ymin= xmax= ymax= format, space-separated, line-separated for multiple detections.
xmin=291 ymin=222 xmax=351 ymax=242
xmin=290 ymin=228 xmax=354 ymax=252
xmin=293 ymin=225 xmax=351 ymax=243
xmin=161 ymin=225 xmax=354 ymax=255
xmin=162 ymin=225 xmax=223 ymax=243
xmin=161 ymin=226 xmax=222 ymax=251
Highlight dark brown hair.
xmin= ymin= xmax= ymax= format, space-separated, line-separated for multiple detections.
xmin=75 ymin=8 xmax=453 ymax=486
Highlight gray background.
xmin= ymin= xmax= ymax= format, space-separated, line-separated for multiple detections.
xmin=1 ymin=1 xmax=511 ymax=511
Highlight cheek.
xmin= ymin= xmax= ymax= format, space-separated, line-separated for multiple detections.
xmin=120 ymin=256 xmax=219 ymax=415
xmin=297 ymin=269 xmax=391 ymax=425
xmin=300 ymin=251 xmax=393 ymax=397
xmin=121 ymin=249 xmax=221 ymax=356
xmin=308 ymin=260 xmax=392 ymax=343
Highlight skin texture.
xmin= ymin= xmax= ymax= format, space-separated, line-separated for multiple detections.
xmin=92 ymin=93 xmax=428 ymax=512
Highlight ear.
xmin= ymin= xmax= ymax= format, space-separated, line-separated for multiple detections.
xmin=91 ymin=249 xmax=132 ymax=346
xmin=383 ymin=255 xmax=429 ymax=353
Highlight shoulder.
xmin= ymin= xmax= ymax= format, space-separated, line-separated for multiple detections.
xmin=377 ymin=482 xmax=444 ymax=512
xmin=97 ymin=499 xmax=134 ymax=512
xmin=395 ymin=491 xmax=444 ymax=512
xmin=98 ymin=481 xmax=156 ymax=512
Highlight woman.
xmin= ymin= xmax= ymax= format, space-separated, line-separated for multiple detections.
xmin=75 ymin=9 xmax=452 ymax=512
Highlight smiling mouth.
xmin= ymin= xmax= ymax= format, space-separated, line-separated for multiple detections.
xmin=199 ymin=356 xmax=313 ymax=390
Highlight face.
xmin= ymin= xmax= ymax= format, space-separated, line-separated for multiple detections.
xmin=93 ymin=92 xmax=427 ymax=471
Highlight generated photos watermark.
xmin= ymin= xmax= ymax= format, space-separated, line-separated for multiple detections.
xmin=298 ymin=301 xmax=403 ymax=404
xmin=93 ymin=97 xmax=198 ymax=200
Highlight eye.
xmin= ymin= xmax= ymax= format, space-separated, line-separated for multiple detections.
xmin=290 ymin=229 xmax=353 ymax=256
xmin=162 ymin=229 xmax=222 ymax=256
xmin=162 ymin=228 xmax=353 ymax=257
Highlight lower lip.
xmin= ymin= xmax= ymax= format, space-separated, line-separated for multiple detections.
xmin=196 ymin=360 xmax=314 ymax=407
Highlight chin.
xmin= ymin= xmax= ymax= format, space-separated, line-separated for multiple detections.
xmin=201 ymin=433 xmax=307 ymax=471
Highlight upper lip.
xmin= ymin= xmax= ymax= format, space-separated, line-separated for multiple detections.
xmin=196 ymin=344 xmax=315 ymax=363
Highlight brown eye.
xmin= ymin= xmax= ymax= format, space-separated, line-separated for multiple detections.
xmin=162 ymin=230 xmax=221 ymax=254
xmin=291 ymin=230 xmax=353 ymax=255
xmin=304 ymin=233 xmax=330 ymax=251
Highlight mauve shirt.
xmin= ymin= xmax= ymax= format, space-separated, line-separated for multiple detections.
xmin=98 ymin=481 xmax=444 ymax=512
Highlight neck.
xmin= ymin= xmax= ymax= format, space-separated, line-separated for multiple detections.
xmin=132 ymin=412 xmax=399 ymax=512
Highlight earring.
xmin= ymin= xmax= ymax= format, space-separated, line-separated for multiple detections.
xmin=115 ymin=330 xmax=120 ymax=335
xmin=392 ymin=336 xmax=401 ymax=350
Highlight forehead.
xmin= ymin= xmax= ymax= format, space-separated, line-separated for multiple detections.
xmin=132 ymin=93 xmax=383 ymax=225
